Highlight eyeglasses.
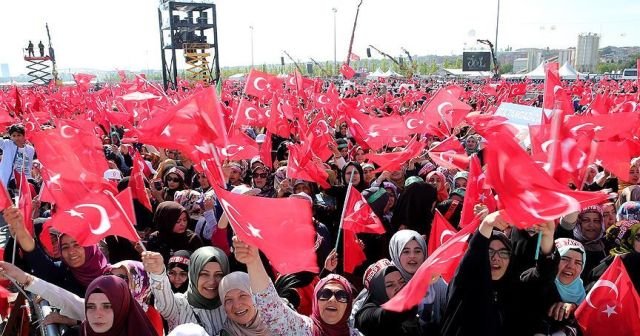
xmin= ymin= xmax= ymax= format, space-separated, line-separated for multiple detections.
xmin=488 ymin=248 xmax=511 ymax=259
xmin=253 ymin=173 xmax=268 ymax=179
xmin=316 ymin=288 xmax=349 ymax=303
xmin=166 ymin=177 xmax=182 ymax=183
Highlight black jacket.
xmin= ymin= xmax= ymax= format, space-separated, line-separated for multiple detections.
xmin=440 ymin=232 xmax=527 ymax=336
xmin=355 ymin=303 xmax=421 ymax=336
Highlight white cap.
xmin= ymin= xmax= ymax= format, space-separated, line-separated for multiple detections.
xmin=103 ymin=169 xmax=123 ymax=181
xmin=255 ymin=133 xmax=267 ymax=144
xmin=230 ymin=184 xmax=261 ymax=196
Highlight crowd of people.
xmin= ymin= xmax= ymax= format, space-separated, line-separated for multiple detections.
xmin=0 ymin=68 xmax=638 ymax=336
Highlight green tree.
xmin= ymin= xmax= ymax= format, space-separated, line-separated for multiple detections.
xmin=499 ymin=63 xmax=513 ymax=74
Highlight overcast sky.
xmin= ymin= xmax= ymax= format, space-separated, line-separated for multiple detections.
xmin=1 ymin=0 xmax=639 ymax=75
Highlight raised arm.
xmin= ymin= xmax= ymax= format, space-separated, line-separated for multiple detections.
xmin=141 ymin=251 xmax=181 ymax=321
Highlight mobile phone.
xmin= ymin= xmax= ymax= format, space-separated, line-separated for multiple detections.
xmin=153 ymin=180 xmax=163 ymax=190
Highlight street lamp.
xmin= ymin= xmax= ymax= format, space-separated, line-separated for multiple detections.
xmin=494 ymin=0 xmax=500 ymax=53
xmin=249 ymin=25 xmax=254 ymax=68
xmin=332 ymin=7 xmax=337 ymax=75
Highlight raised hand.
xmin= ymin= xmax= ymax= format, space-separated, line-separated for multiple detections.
xmin=141 ymin=251 xmax=165 ymax=275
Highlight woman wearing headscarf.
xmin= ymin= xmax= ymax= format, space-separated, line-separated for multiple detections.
xmin=233 ymin=237 xmax=362 ymax=335
xmin=354 ymin=259 xmax=421 ymax=336
xmin=388 ymin=230 xmax=447 ymax=331
xmin=588 ymin=219 xmax=640 ymax=292
xmin=146 ymin=201 xmax=203 ymax=262
xmin=142 ymin=246 xmax=229 ymax=335
xmin=218 ymin=272 xmax=270 ymax=336
xmin=463 ymin=134 xmax=481 ymax=156
xmin=616 ymin=185 xmax=640 ymax=209
xmin=426 ymin=171 xmax=449 ymax=203
xmin=167 ymin=250 xmax=191 ymax=293
xmin=522 ymin=238 xmax=586 ymax=336
xmin=251 ymin=166 xmax=276 ymax=198
xmin=168 ymin=323 xmax=210 ymax=336
xmin=441 ymin=212 xmax=556 ymax=336
xmin=106 ymin=260 xmax=165 ymax=336
xmin=152 ymin=166 xmax=188 ymax=202
xmin=557 ymin=206 xmax=607 ymax=279
xmin=4 ymin=207 xmax=110 ymax=296
xmin=616 ymin=201 xmax=640 ymax=221
xmin=0 ymin=263 xmax=158 ymax=336
xmin=390 ymin=181 xmax=438 ymax=235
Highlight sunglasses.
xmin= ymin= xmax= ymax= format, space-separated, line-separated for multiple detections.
xmin=488 ymin=248 xmax=511 ymax=259
xmin=166 ymin=177 xmax=182 ymax=183
xmin=253 ymin=173 xmax=268 ymax=179
xmin=317 ymin=288 xmax=349 ymax=303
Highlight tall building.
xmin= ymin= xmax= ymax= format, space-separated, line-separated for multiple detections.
xmin=575 ymin=33 xmax=599 ymax=73
xmin=526 ymin=50 xmax=542 ymax=72
xmin=558 ymin=48 xmax=576 ymax=66
xmin=0 ymin=64 xmax=9 ymax=79
xmin=512 ymin=58 xmax=528 ymax=73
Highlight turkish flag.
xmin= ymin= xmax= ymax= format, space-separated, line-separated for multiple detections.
xmin=342 ymin=185 xmax=386 ymax=234
xmin=218 ymin=130 xmax=259 ymax=161
xmin=593 ymin=140 xmax=636 ymax=183
xmin=349 ymin=53 xmax=361 ymax=61
xmin=72 ymin=73 xmax=96 ymax=91
xmin=483 ymin=130 xmax=607 ymax=228
xmin=366 ymin=137 xmax=426 ymax=172
xmin=542 ymin=62 xmax=572 ymax=124
xmin=244 ymin=69 xmax=284 ymax=99
xmin=428 ymin=210 xmax=457 ymax=255
xmin=307 ymin=113 xmax=336 ymax=161
xmin=343 ymin=229 xmax=367 ymax=274
xmin=49 ymin=188 xmax=139 ymax=247
xmin=565 ymin=112 xmax=640 ymax=142
xmin=575 ymin=256 xmax=640 ymax=336
xmin=17 ymin=173 xmax=33 ymax=236
xmin=265 ymin=94 xmax=292 ymax=138
xmin=233 ymin=98 xmax=268 ymax=129
xmin=383 ymin=216 xmax=481 ymax=312
xmin=286 ymin=142 xmax=330 ymax=189
xmin=427 ymin=136 xmax=470 ymax=170
xmin=0 ymin=182 xmax=12 ymax=212
xmin=460 ymin=155 xmax=496 ymax=227
xmin=213 ymin=185 xmax=319 ymax=274
xmin=419 ymin=87 xmax=472 ymax=135
xmin=545 ymin=108 xmax=594 ymax=186
xmin=259 ymin=131 xmax=273 ymax=170
xmin=340 ymin=63 xmax=356 ymax=80
xmin=130 ymin=152 xmax=152 ymax=211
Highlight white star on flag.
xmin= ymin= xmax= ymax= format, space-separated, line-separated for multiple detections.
xmin=247 ymin=224 xmax=263 ymax=239
xmin=593 ymin=126 xmax=604 ymax=132
xmin=161 ymin=125 xmax=171 ymax=137
xmin=66 ymin=209 xmax=84 ymax=218
xmin=602 ymin=304 xmax=617 ymax=318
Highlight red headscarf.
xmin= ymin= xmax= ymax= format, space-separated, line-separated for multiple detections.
xmin=311 ymin=274 xmax=354 ymax=336
xmin=81 ymin=275 xmax=157 ymax=336
xmin=60 ymin=235 xmax=110 ymax=287
xmin=426 ymin=171 xmax=449 ymax=202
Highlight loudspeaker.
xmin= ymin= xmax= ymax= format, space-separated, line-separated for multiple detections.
xmin=399 ymin=57 xmax=404 ymax=65
xmin=281 ymin=57 xmax=285 ymax=66
xmin=366 ymin=48 xmax=371 ymax=58
xmin=306 ymin=63 xmax=314 ymax=75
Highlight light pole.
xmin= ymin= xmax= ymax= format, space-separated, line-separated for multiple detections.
xmin=249 ymin=25 xmax=254 ymax=68
xmin=332 ymin=7 xmax=337 ymax=75
xmin=494 ymin=0 xmax=500 ymax=54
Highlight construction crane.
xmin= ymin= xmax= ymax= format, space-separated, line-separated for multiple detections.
xmin=368 ymin=44 xmax=415 ymax=78
xmin=45 ymin=23 xmax=60 ymax=85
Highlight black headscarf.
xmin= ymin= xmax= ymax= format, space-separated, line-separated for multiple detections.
xmin=391 ymin=181 xmax=437 ymax=235
xmin=342 ymin=162 xmax=367 ymax=191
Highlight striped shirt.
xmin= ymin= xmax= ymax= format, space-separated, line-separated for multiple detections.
xmin=149 ymin=272 xmax=226 ymax=335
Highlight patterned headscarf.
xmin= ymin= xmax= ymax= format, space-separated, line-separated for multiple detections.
xmin=311 ymin=274 xmax=354 ymax=336
xmin=606 ymin=220 xmax=640 ymax=255
xmin=108 ymin=260 xmax=151 ymax=310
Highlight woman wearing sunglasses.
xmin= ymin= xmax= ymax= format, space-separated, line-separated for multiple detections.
xmin=233 ymin=237 xmax=362 ymax=335
xmin=251 ymin=166 xmax=276 ymax=198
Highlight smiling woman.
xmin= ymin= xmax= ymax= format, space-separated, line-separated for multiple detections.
xmin=218 ymin=272 xmax=269 ymax=336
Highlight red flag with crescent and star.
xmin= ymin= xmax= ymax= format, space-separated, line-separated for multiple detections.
xmin=483 ymin=130 xmax=607 ymax=228
xmin=575 ymin=256 xmax=640 ymax=336
xmin=342 ymin=185 xmax=386 ymax=234
xmin=48 ymin=188 xmax=139 ymax=246
xmin=212 ymin=185 xmax=318 ymax=274
xmin=427 ymin=210 xmax=457 ymax=255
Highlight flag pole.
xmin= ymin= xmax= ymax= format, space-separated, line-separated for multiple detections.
xmin=345 ymin=0 xmax=364 ymax=67
xmin=534 ymin=231 xmax=543 ymax=260
xmin=334 ymin=172 xmax=355 ymax=252
xmin=11 ymin=172 xmax=22 ymax=265
xmin=103 ymin=190 xmax=147 ymax=252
